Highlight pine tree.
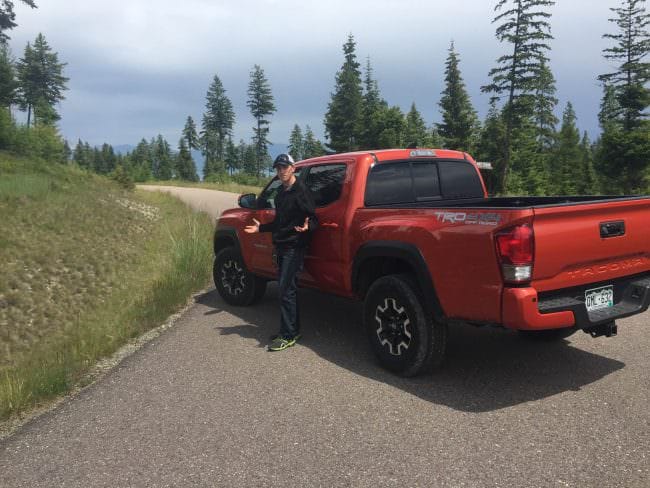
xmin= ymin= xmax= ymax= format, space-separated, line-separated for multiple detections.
xmin=288 ymin=124 xmax=304 ymax=161
xmin=63 ymin=139 xmax=71 ymax=161
xmin=437 ymin=42 xmax=478 ymax=152
xmin=183 ymin=115 xmax=199 ymax=150
xmin=0 ymin=0 xmax=36 ymax=44
xmin=247 ymin=64 xmax=276 ymax=177
xmin=176 ymin=138 xmax=198 ymax=181
xmin=596 ymin=0 xmax=649 ymax=193
xmin=201 ymin=130 xmax=218 ymax=178
xmin=153 ymin=135 xmax=173 ymax=180
xmin=202 ymin=75 xmax=234 ymax=175
xmin=129 ymin=138 xmax=152 ymax=181
xmin=578 ymin=131 xmax=598 ymax=194
xmin=16 ymin=33 xmax=68 ymax=127
xmin=73 ymin=139 xmax=89 ymax=169
xmin=96 ymin=143 xmax=116 ymax=174
xmin=598 ymin=84 xmax=622 ymax=129
xmin=511 ymin=116 xmax=548 ymax=195
xmin=532 ymin=57 xmax=559 ymax=150
xmin=324 ymin=34 xmax=363 ymax=152
xmin=376 ymin=105 xmax=405 ymax=149
xmin=225 ymin=137 xmax=240 ymax=175
xmin=357 ymin=57 xmax=387 ymax=149
xmin=551 ymin=103 xmax=582 ymax=195
xmin=404 ymin=103 xmax=431 ymax=148
xmin=474 ymin=101 xmax=507 ymax=194
xmin=240 ymin=140 xmax=257 ymax=176
xmin=597 ymin=123 xmax=650 ymax=194
xmin=481 ymin=0 xmax=555 ymax=191
xmin=0 ymin=44 xmax=17 ymax=107
xmin=597 ymin=0 xmax=649 ymax=131
xmin=303 ymin=125 xmax=326 ymax=159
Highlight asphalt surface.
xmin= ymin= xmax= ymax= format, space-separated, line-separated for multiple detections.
xmin=1 ymin=187 xmax=648 ymax=487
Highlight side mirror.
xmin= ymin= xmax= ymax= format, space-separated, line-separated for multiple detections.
xmin=238 ymin=193 xmax=257 ymax=209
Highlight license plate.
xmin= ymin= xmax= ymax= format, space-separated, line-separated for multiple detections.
xmin=585 ymin=285 xmax=614 ymax=312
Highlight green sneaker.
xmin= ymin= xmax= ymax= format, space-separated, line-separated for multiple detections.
xmin=269 ymin=333 xmax=301 ymax=342
xmin=268 ymin=336 xmax=297 ymax=351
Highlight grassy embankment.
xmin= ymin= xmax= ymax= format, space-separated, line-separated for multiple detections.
xmin=0 ymin=153 xmax=214 ymax=420
xmin=144 ymin=179 xmax=265 ymax=196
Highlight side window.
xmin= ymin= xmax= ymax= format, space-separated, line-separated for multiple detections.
xmin=304 ymin=164 xmax=347 ymax=207
xmin=257 ymin=178 xmax=282 ymax=209
xmin=365 ymin=163 xmax=413 ymax=205
xmin=438 ymin=162 xmax=484 ymax=199
xmin=257 ymin=169 xmax=303 ymax=209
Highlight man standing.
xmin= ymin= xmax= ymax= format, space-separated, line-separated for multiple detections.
xmin=244 ymin=153 xmax=318 ymax=351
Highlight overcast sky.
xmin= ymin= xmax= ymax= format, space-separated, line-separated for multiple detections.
xmin=11 ymin=0 xmax=618 ymax=148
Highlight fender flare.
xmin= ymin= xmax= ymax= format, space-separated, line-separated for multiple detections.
xmin=352 ymin=241 xmax=445 ymax=319
xmin=213 ymin=226 xmax=239 ymax=256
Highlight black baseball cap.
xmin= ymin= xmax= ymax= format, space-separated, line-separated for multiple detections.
xmin=273 ymin=153 xmax=295 ymax=168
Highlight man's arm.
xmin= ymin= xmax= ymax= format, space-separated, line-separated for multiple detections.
xmin=299 ymin=186 xmax=319 ymax=232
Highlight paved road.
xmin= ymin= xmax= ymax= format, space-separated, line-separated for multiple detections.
xmin=1 ymin=187 xmax=649 ymax=487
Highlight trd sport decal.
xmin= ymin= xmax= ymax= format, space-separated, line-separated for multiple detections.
xmin=434 ymin=212 xmax=502 ymax=225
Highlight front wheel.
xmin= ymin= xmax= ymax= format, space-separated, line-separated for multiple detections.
xmin=213 ymin=247 xmax=266 ymax=306
xmin=363 ymin=274 xmax=447 ymax=377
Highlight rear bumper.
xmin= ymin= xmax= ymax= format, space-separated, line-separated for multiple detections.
xmin=502 ymin=273 xmax=650 ymax=330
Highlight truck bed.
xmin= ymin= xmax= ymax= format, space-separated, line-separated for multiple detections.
xmin=370 ymin=194 xmax=650 ymax=209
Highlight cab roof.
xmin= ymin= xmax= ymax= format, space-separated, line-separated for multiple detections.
xmin=296 ymin=148 xmax=470 ymax=166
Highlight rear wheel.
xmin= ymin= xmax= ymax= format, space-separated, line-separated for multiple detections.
xmin=363 ymin=274 xmax=447 ymax=376
xmin=213 ymin=247 xmax=266 ymax=306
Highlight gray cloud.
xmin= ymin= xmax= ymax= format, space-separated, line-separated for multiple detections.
xmin=11 ymin=0 xmax=615 ymax=147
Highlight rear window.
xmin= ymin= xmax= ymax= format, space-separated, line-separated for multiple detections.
xmin=366 ymin=160 xmax=482 ymax=205
xmin=412 ymin=162 xmax=441 ymax=201
xmin=438 ymin=161 xmax=484 ymax=199
xmin=364 ymin=163 xmax=414 ymax=205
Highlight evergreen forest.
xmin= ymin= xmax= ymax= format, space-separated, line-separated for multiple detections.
xmin=0 ymin=0 xmax=648 ymax=195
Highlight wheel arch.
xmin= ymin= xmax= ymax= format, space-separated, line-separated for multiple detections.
xmin=214 ymin=226 xmax=240 ymax=256
xmin=352 ymin=241 xmax=445 ymax=320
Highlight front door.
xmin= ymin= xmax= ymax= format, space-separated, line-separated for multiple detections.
xmin=301 ymin=163 xmax=348 ymax=293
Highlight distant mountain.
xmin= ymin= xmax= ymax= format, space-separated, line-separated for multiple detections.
xmin=113 ymin=144 xmax=136 ymax=155
xmin=113 ymin=142 xmax=289 ymax=179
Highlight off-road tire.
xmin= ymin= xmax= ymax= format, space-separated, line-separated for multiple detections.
xmin=363 ymin=274 xmax=447 ymax=376
xmin=213 ymin=247 xmax=266 ymax=306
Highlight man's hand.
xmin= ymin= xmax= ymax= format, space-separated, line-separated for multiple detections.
xmin=244 ymin=218 xmax=260 ymax=233
xmin=294 ymin=217 xmax=309 ymax=233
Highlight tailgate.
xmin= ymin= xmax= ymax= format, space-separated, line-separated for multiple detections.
xmin=531 ymin=197 xmax=650 ymax=292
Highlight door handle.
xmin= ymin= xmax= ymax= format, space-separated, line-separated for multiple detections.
xmin=600 ymin=220 xmax=625 ymax=238
xmin=321 ymin=222 xmax=339 ymax=229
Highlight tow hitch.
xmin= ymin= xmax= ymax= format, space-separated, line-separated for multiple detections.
xmin=584 ymin=321 xmax=618 ymax=338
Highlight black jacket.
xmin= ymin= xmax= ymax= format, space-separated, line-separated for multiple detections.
xmin=259 ymin=178 xmax=318 ymax=248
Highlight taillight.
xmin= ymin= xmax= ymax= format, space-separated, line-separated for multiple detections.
xmin=495 ymin=224 xmax=534 ymax=283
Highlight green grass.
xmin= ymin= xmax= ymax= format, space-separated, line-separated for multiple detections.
xmin=0 ymin=153 xmax=214 ymax=419
xmin=144 ymin=179 xmax=264 ymax=195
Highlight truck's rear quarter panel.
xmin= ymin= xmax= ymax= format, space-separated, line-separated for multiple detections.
xmin=352 ymin=207 xmax=533 ymax=323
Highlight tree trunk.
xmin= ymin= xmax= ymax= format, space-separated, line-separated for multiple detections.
xmin=500 ymin=0 xmax=523 ymax=194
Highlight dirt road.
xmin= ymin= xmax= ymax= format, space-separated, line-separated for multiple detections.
xmin=137 ymin=185 xmax=239 ymax=221
xmin=1 ymin=186 xmax=649 ymax=487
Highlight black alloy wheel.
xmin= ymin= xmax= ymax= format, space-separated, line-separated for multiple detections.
xmin=363 ymin=274 xmax=447 ymax=376
xmin=214 ymin=247 xmax=266 ymax=306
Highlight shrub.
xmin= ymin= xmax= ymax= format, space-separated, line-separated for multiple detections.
xmin=112 ymin=164 xmax=135 ymax=190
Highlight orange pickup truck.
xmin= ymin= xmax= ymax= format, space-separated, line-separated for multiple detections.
xmin=213 ymin=149 xmax=650 ymax=376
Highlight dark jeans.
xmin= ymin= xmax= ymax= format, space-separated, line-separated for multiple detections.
xmin=276 ymin=246 xmax=305 ymax=339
